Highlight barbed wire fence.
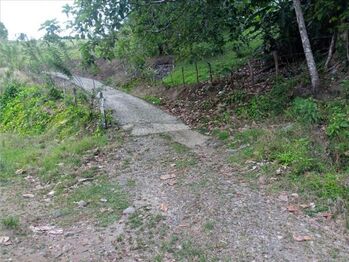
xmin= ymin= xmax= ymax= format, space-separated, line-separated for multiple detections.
xmin=166 ymin=35 xmax=337 ymax=87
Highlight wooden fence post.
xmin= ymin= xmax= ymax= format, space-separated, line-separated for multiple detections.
xmin=73 ymin=86 xmax=77 ymax=106
xmin=248 ymin=59 xmax=254 ymax=84
xmin=195 ymin=62 xmax=199 ymax=83
xmin=98 ymin=91 xmax=107 ymax=129
xmin=272 ymin=51 xmax=279 ymax=76
xmin=90 ymin=80 xmax=96 ymax=114
xmin=207 ymin=62 xmax=213 ymax=83
xmin=181 ymin=67 xmax=185 ymax=85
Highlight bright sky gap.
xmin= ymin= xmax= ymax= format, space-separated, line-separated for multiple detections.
xmin=0 ymin=0 xmax=73 ymax=39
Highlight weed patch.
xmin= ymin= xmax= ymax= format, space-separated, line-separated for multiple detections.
xmin=1 ymin=216 xmax=20 ymax=230
xmin=61 ymin=182 xmax=129 ymax=226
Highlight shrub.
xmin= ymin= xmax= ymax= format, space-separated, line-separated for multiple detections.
xmin=213 ymin=129 xmax=230 ymax=140
xmin=2 ymin=216 xmax=19 ymax=229
xmin=236 ymin=78 xmax=294 ymax=120
xmin=341 ymin=80 xmax=349 ymax=99
xmin=144 ymin=95 xmax=162 ymax=105
xmin=290 ymin=98 xmax=321 ymax=124
xmin=0 ymin=82 xmax=95 ymax=136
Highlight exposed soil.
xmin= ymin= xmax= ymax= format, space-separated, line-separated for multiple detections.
xmin=1 ymin=132 xmax=349 ymax=261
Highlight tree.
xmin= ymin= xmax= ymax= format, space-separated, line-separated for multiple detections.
xmin=293 ymin=0 xmax=320 ymax=93
xmin=0 ymin=22 xmax=8 ymax=41
xmin=17 ymin=33 xmax=28 ymax=42
xmin=39 ymin=19 xmax=62 ymax=44
xmin=66 ymin=1 xmax=239 ymax=60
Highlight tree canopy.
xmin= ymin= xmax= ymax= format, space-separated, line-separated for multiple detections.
xmin=65 ymin=0 xmax=349 ymax=91
xmin=0 ymin=22 xmax=8 ymax=41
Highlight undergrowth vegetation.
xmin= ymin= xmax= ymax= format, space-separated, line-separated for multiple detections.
xmin=0 ymin=80 xmax=127 ymax=225
xmin=224 ymin=78 xmax=349 ymax=220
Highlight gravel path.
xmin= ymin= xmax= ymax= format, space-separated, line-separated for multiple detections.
xmin=1 ymin=74 xmax=347 ymax=261
xmin=2 ymin=133 xmax=348 ymax=261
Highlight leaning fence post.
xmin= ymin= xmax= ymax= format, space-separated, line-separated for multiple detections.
xmin=207 ymin=62 xmax=213 ymax=83
xmin=98 ymin=91 xmax=107 ymax=129
xmin=73 ymin=86 xmax=77 ymax=106
xmin=272 ymin=51 xmax=279 ymax=76
xmin=90 ymin=80 xmax=96 ymax=115
xmin=181 ymin=67 xmax=185 ymax=85
xmin=195 ymin=62 xmax=199 ymax=83
xmin=248 ymin=59 xmax=254 ymax=84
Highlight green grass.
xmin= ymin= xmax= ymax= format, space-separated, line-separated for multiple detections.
xmin=128 ymin=212 xmax=144 ymax=229
xmin=213 ymin=129 xmax=230 ymax=141
xmin=143 ymin=95 xmax=162 ymax=105
xmin=171 ymin=142 xmax=189 ymax=154
xmin=163 ymin=38 xmax=261 ymax=87
xmin=229 ymin=123 xmax=349 ymax=209
xmin=61 ymin=181 xmax=129 ymax=226
xmin=2 ymin=216 xmax=20 ymax=229
xmin=175 ymin=158 xmax=197 ymax=169
xmin=163 ymin=52 xmax=245 ymax=86
xmin=203 ymin=221 xmax=215 ymax=232
xmin=0 ymin=133 xmax=107 ymax=184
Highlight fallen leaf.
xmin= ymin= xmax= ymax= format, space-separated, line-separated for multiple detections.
xmin=322 ymin=212 xmax=332 ymax=219
xmin=287 ymin=205 xmax=299 ymax=213
xmin=78 ymin=178 xmax=94 ymax=183
xmin=160 ymin=203 xmax=168 ymax=213
xmin=293 ymin=235 xmax=313 ymax=242
xmin=0 ymin=236 xmax=11 ymax=246
xmin=160 ymin=174 xmax=176 ymax=180
xmin=22 ymin=193 xmax=35 ymax=198
xmin=29 ymin=225 xmax=63 ymax=235
xmin=48 ymin=229 xmax=64 ymax=235
xmin=15 ymin=169 xmax=25 ymax=175
xmin=100 ymin=198 xmax=108 ymax=203
xmin=167 ymin=180 xmax=177 ymax=186
xmin=300 ymin=204 xmax=310 ymax=209
xmin=278 ymin=193 xmax=288 ymax=202
xmin=291 ymin=193 xmax=299 ymax=199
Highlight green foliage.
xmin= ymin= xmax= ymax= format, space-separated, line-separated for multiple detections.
xmin=120 ymin=79 xmax=140 ymax=93
xmin=65 ymin=182 xmax=129 ymax=226
xmin=271 ymin=137 xmax=321 ymax=175
xmin=236 ymin=79 xmax=294 ymax=120
xmin=299 ymin=173 xmax=349 ymax=200
xmin=0 ymin=22 xmax=8 ymax=41
xmin=324 ymin=101 xmax=349 ymax=166
xmin=0 ymin=82 xmax=94 ymax=136
xmin=213 ymin=129 xmax=230 ymax=141
xmin=0 ymin=42 xmax=25 ymax=70
xmin=290 ymin=98 xmax=321 ymax=124
xmin=2 ymin=216 xmax=19 ymax=229
xmin=225 ymin=90 xmax=248 ymax=106
xmin=231 ymin=125 xmax=326 ymax=175
xmin=143 ymin=95 xmax=162 ymax=105
xmin=39 ymin=19 xmax=62 ymax=44
xmin=340 ymin=80 xmax=349 ymax=99
xmin=229 ymin=124 xmax=348 ymax=206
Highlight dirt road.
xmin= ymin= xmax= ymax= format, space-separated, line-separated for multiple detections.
xmin=1 ymin=74 xmax=348 ymax=261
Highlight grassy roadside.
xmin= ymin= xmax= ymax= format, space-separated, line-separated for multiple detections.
xmin=0 ymin=80 xmax=128 ymax=226
xmin=210 ymin=78 xmax=349 ymax=224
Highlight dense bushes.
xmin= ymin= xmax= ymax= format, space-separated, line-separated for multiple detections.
xmin=0 ymin=82 xmax=95 ymax=136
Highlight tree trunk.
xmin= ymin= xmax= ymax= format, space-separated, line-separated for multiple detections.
xmin=345 ymin=30 xmax=349 ymax=64
xmin=272 ymin=51 xmax=279 ymax=76
xmin=325 ymin=30 xmax=337 ymax=70
xmin=195 ymin=62 xmax=199 ymax=83
xmin=248 ymin=59 xmax=254 ymax=84
xmin=293 ymin=0 xmax=320 ymax=93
